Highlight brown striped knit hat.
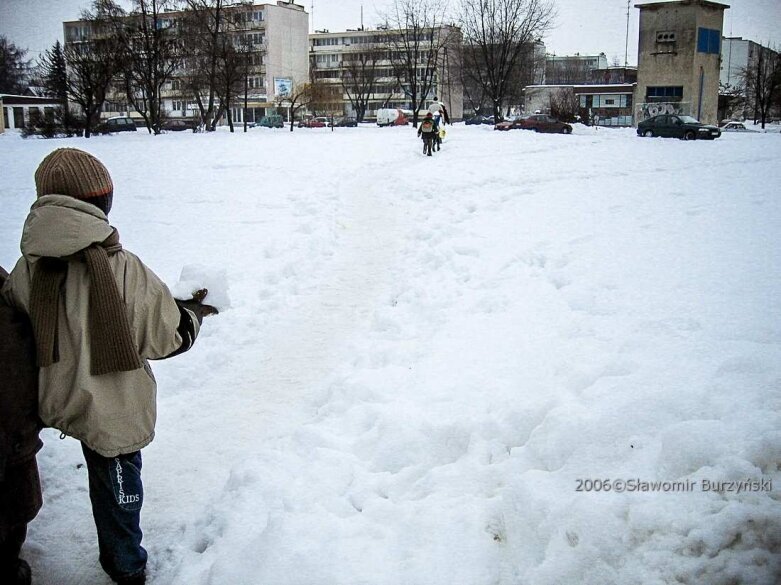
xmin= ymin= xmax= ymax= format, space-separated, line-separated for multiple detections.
xmin=35 ymin=148 xmax=113 ymax=201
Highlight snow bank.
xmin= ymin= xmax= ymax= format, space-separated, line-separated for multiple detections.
xmin=1 ymin=126 xmax=779 ymax=585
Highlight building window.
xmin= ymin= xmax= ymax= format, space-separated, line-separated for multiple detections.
xmin=646 ymin=86 xmax=683 ymax=102
xmin=697 ymin=28 xmax=720 ymax=54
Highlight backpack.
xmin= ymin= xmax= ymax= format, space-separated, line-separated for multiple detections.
xmin=0 ymin=265 xmax=42 ymax=483
xmin=421 ymin=119 xmax=434 ymax=133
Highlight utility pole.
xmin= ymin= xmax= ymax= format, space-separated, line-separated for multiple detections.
xmin=623 ymin=0 xmax=631 ymax=83
xmin=624 ymin=0 xmax=631 ymax=82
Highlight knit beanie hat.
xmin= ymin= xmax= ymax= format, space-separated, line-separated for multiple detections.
xmin=35 ymin=148 xmax=114 ymax=202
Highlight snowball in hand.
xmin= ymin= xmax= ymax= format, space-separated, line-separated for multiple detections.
xmin=172 ymin=264 xmax=231 ymax=311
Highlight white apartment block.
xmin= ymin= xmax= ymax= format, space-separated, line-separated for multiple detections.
xmin=63 ymin=1 xmax=309 ymax=125
xmin=309 ymin=26 xmax=463 ymax=121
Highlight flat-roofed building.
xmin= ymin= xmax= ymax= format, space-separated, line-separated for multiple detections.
xmin=309 ymin=26 xmax=463 ymax=121
xmin=63 ymin=1 xmax=309 ymax=126
xmin=635 ymin=0 xmax=729 ymax=125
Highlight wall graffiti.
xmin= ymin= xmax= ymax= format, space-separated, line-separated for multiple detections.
xmin=636 ymin=102 xmax=691 ymax=120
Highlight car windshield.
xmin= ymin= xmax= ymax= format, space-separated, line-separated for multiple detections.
xmin=678 ymin=116 xmax=700 ymax=124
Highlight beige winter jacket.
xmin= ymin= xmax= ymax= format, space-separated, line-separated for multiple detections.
xmin=2 ymin=195 xmax=197 ymax=457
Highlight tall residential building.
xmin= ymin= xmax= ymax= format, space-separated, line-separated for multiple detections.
xmin=544 ymin=53 xmax=609 ymax=84
xmin=309 ymin=26 xmax=463 ymax=121
xmin=720 ymin=37 xmax=779 ymax=120
xmin=63 ymin=1 xmax=309 ymax=125
xmin=635 ymin=0 xmax=729 ymax=125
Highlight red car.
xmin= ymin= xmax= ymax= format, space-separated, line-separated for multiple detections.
xmin=515 ymin=114 xmax=572 ymax=134
xmin=494 ymin=116 xmax=525 ymax=131
xmin=297 ymin=118 xmax=326 ymax=128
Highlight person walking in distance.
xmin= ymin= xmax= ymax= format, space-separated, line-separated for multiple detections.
xmin=1 ymin=148 xmax=218 ymax=585
xmin=418 ymin=112 xmax=437 ymax=156
xmin=428 ymin=97 xmax=450 ymax=151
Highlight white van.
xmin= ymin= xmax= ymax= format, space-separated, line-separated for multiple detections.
xmin=376 ymin=108 xmax=409 ymax=127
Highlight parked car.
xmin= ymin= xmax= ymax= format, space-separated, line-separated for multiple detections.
xmin=329 ymin=117 xmax=358 ymax=127
xmin=298 ymin=118 xmax=326 ymax=128
xmin=515 ymin=114 xmax=572 ymax=134
xmin=482 ymin=116 xmax=496 ymax=125
xmin=720 ymin=121 xmax=758 ymax=133
xmin=258 ymin=115 xmax=284 ymax=128
xmin=637 ymin=114 xmax=721 ymax=140
xmin=494 ymin=116 xmax=525 ymax=131
xmin=162 ymin=118 xmax=198 ymax=132
xmin=465 ymin=115 xmax=490 ymax=125
xmin=97 ymin=116 xmax=137 ymax=134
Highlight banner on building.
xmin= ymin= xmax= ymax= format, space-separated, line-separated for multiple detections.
xmin=274 ymin=78 xmax=293 ymax=98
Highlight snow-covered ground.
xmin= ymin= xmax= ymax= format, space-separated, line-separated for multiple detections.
xmin=1 ymin=124 xmax=780 ymax=585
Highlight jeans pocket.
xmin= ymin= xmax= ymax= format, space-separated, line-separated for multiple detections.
xmin=108 ymin=454 xmax=144 ymax=511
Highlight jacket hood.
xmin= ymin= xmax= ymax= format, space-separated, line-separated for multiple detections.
xmin=20 ymin=194 xmax=114 ymax=262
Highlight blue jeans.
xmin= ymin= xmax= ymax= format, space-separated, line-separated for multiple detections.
xmin=81 ymin=444 xmax=147 ymax=582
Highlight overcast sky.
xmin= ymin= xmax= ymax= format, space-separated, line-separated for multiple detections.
xmin=1 ymin=0 xmax=779 ymax=65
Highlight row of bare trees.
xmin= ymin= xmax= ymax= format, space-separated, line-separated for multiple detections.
xmin=28 ymin=0 xmax=560 ymax=137
xmin=306 ymin=0 xmax=552 ymax=126
xmin=38 ymin=0 xmax=259 ymax=137
xmin=308 ymin=0 xmax=553 ymax=126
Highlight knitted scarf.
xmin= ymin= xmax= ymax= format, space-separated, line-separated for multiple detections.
xmin=29 ymin=229 xmax=143 ymax=376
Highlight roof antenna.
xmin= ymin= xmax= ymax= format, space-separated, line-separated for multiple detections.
xmin=311 ymin=0 xmax=314 ymax=34
xmin=361 ymin=4 xmax=364 ymax=30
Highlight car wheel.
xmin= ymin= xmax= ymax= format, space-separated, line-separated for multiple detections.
xmin=561 ymin=127 xmax=571 ymax=134
xmin=643 ymin=129 xmax=654 ymax=137
xmin=683 ymin=130 xmax=696 ymax=141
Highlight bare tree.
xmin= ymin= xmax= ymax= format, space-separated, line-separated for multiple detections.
xmin=98 ymin=0 xmax=182 ymax=135
xmin=277 ymin=81 xmax=313 ymax=132
xmin=384 ymin=0 xmax=455 ymax=127
xmin=213 ymin=25 xmax=254 ymax=132
xmin=63 ymin=32 xmax=123 ymax=137
xmin=741 ymin=44 xmax=780 ymax=129
xmin=459 ymin=0 xmax=555 ymax=119
xmin=179 ymin=0 xmax=231 ymax=130
xmin=549 ymin=86 xmax=578 ymax=121
xmin=340 ymin=46 xmax=384 ymax=122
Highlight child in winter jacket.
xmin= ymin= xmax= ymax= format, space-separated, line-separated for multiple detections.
xmin=0 ymin=266 xmax=41 ymax=585
xmin=418 ymin=112 xmax=437 ymax=156
xmin=1 ymin=148 xmax=218 ymax=585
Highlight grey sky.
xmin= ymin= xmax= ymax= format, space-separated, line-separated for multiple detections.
xmin=1 ymin=0 xmax=779 ymax=64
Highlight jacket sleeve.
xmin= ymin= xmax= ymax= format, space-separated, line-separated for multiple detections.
xmin=0 ymin=258 xmax=32 ymax=314
xmin=161 ymin=302 xmax=200 ymax=359
xmin=122 ymin=252 xmax=200 ymax=360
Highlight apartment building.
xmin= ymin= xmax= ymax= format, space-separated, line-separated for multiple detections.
xmin=720 ymin=36 xmax=779 ymax=120
xmin=545 ymin=53 xmax=609 ymax=84
xmin=63 ymin=1 xmax=308 ymax=125
xmin=309 ymin=26 xmax=463 ymax=121
xmin=635 ymin=0 xmax=728 ymax=125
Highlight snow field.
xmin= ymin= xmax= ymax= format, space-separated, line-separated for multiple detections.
xmin=1 ymin=124 xmax=780 ymax=585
